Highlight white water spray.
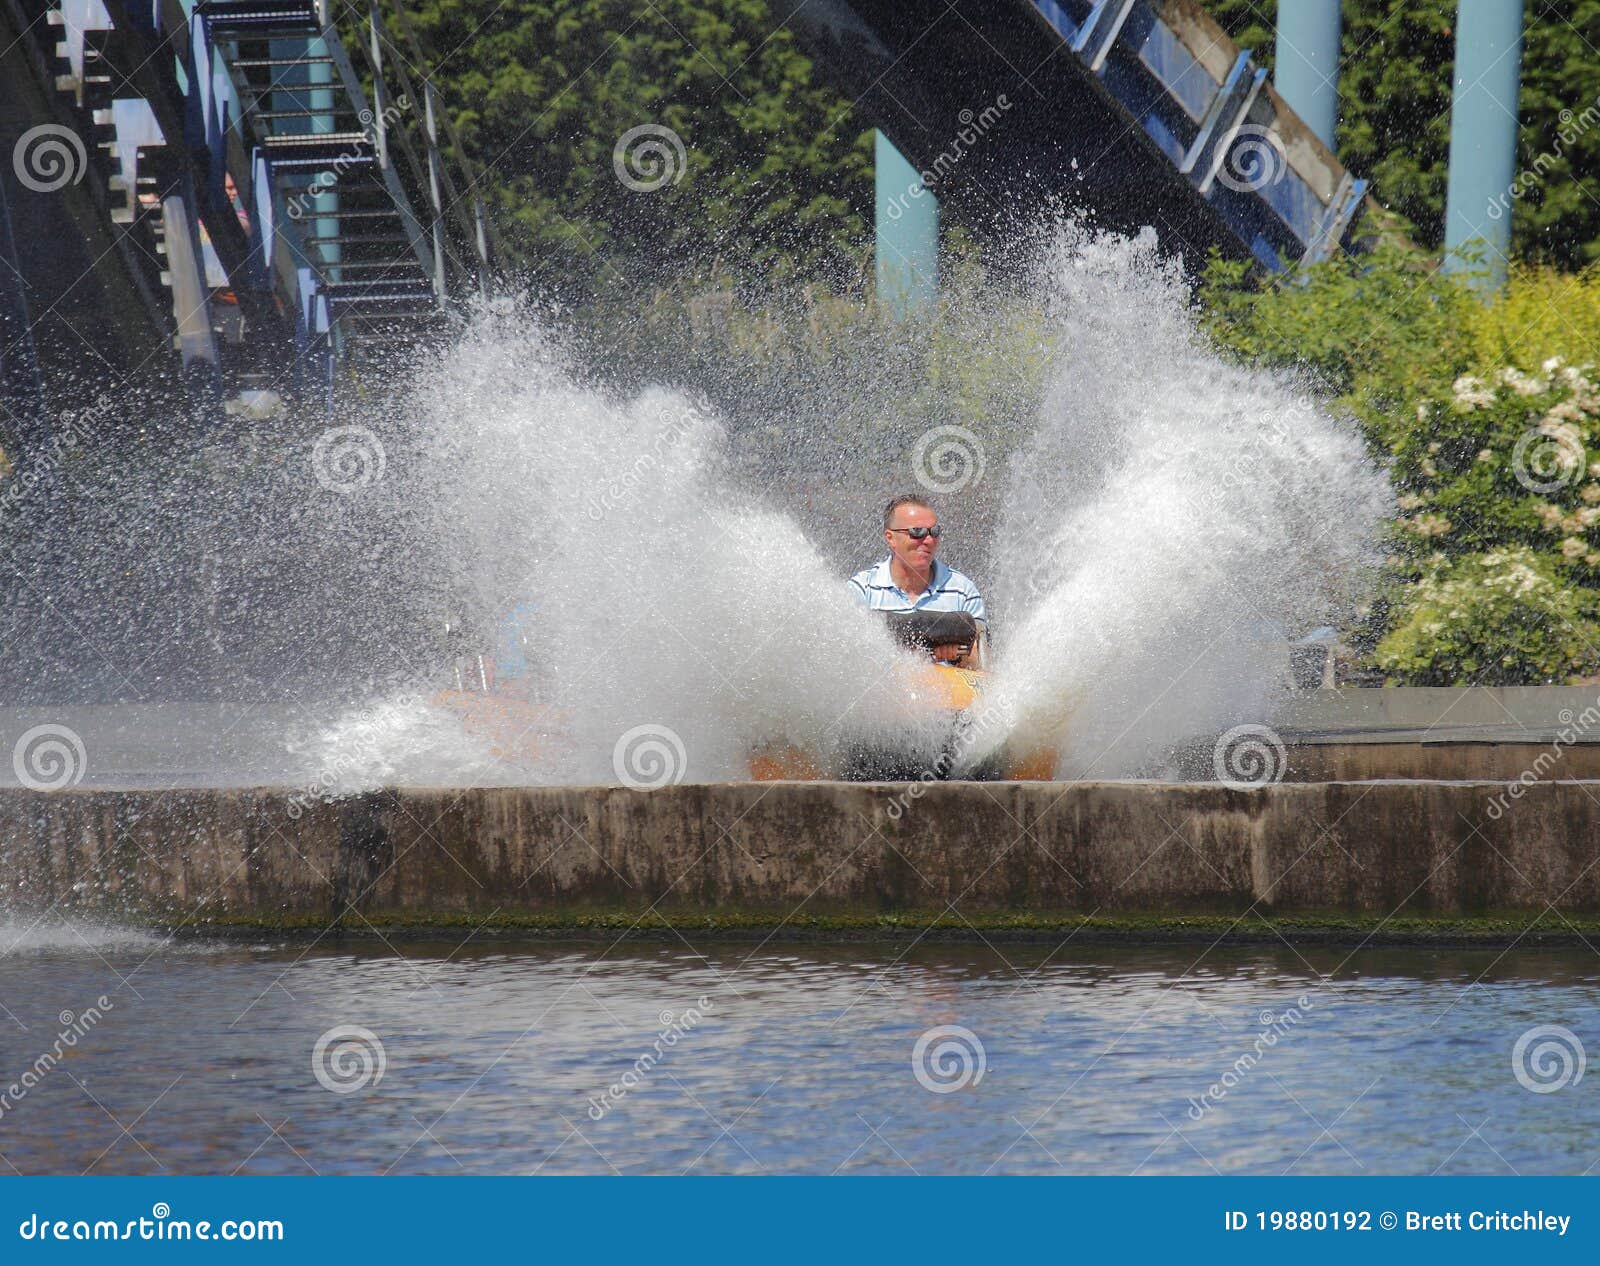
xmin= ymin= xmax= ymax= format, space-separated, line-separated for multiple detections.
xmin=970 ymin=228 xmax=1391 ymax=775
xmin=305 ymin=224 xmax=1390 ymax=788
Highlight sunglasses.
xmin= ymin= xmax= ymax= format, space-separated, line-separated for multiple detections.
xmin=888 ymin=525 xmax=942 ymax=540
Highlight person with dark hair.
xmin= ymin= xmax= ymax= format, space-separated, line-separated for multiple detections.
xmin=847 ymin=493 xmax=985 ymax=627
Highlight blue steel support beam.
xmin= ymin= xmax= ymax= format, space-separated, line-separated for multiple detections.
xmin=1443 ymin=0 xmax=1523 ymax=292
xmin=1274 ymin=0 xmax=1341 ymax=151
xmin=874 ymin=130 xmax=937 ymax=318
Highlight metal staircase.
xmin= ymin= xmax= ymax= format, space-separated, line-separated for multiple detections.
xmin=2 ymin=0 xmax=495 ymax=412
xmin=196 ymin=0 xmax=492 ymax=375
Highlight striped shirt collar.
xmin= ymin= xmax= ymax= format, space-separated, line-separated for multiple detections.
xmin=870 ymin=556 xmax=947 ymax=600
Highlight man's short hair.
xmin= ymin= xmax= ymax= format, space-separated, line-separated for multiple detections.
xmin=883 ymin=493 xmax=934 ymax=530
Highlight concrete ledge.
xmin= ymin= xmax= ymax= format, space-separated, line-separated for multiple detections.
xmin=1276 ymin=685 xmax=1600 ymax=732
xmin=2 ymin=780 xmax=1598 ymax=934
xmin=1282 ymin=742 xmax=1600 ymax=781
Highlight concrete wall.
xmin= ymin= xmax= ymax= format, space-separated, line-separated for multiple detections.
xmin=1276 ymin=685 xmax=1600 ymax=734
xmin=1285 ymin=742 xmax=1600 ymax=782
xmin=2 ymin=780 xmax=1597 ymax=929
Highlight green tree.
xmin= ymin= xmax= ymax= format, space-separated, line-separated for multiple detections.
xmin=394 ymin=0 xmax=873 ymax=289
xmin=1208 ymin=0 xmax=1600 ymax=268
xmin=1203 ymin=247 xmax=1600 ymax=683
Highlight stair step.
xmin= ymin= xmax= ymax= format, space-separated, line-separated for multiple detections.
xmin=321 ymin=260 xmax=426 ymax=271
xmin=261 ymin=133 xmax=376 ymax=171
xmin=305 ymin=233 xmax=411 ymax=244
xmin=248 ymin=108 xmax=363 ymax=120
xmin=328 ymin=294 xmax=438 ymax=311
xmin=230 ymin=56 xmax=335 ymax=68
xmin=197 ymin=0 xmax=319 ymax=33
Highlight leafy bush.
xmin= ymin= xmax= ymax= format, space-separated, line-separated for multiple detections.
xmin=1203 ymin=250 xmax=1600 ymax=683
xmin=1372 ymin=548 xmax=1600 ymax=683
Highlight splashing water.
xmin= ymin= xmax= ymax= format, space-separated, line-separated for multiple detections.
xmin=0 ymin=916 xmax=160 ymax=955
xmin=969 ymin=228 xmax=1392 ymax=775
xmin=300 ymin=224 xmax=1390 ymax=788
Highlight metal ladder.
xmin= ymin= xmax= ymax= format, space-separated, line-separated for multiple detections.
xmin=196 ymin=0 xmax=488 ymax=365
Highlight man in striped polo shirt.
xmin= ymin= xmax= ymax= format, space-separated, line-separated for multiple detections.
xmin=848 ymin=493 xmax=986 ymax=628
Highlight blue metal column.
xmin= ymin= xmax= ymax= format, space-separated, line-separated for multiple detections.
xmin=874 ymin=131 xmax=937 ymax=317
xmin=1442 ymin=0 xmax=1523 ymax=291
xmin=1274 ymin=0 xmax=1341 ymax=150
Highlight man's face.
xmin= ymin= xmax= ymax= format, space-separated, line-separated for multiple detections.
xmin=884 ymin=502 xmax=940 ymax=572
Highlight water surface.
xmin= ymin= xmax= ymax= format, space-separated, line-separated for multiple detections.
xmin=1 ymin=932 xmax=1594 ymax=1175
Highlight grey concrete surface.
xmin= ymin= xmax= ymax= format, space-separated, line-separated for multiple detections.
xmin=1 ymin=779 xmax=1595 ymax=928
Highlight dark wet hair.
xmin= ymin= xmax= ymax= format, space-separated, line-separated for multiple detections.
xmin=882 ymin=493 xmax=934 ymax=530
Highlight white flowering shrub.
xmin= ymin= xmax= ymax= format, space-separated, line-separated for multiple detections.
xmin=1374 ymin=358 xmax=1600 ymax=681
xmin=1373 ymin=547 xmax=1600 ymax=683
xmin=1203 ymin=250 xmax=1600 ymax=684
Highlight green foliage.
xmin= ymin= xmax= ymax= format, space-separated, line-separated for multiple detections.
xmin=396 ymin=0 xmax=873 ymax=287
xmin=1372 ymin=548 xmax=1600 ymax=683
xmin=1207 ymin=1 xmax=1600 ymax=267
xmin=1197 ymin=243 xmax=1479 ymax=436
xmin=1204 ymin=251 xmax=1600 ymax=682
